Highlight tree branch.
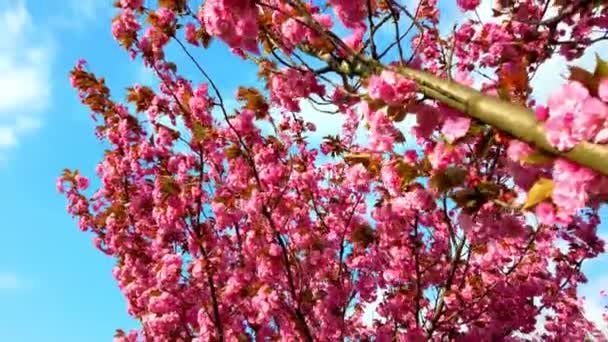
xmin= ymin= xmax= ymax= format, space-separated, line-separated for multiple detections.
xmin=278 ymin=1 xmax=608 ymax=176
xmin=383 ymin=63 xmax=608 ymax=176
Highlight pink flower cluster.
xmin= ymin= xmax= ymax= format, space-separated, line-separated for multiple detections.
xmin=200 ymin=0 xmax=260 ymax=53
xmin=119 ymin=0 xmax=142 ymax=10
xmin=269 ymin=68 xmax=325 ymax=111
xmin=280 ymin=14 xmax=333 ymax=52
xmin=544 ymin=80 xmax=608 ymax=151
xmin=368 ymin=70 xmax=416 ymax=106
xmin=111 ymin=9 xmax=140 ymax=49
xmin=456 ymin=0 xmax=481 ymax=11
xmin=363 ymin=103 xmax=402 ymax=152
xmin=505 ymin=77 xmax=608 ymax=223
xmin=552 ymin=159 xmax=596 ymax=216
xmin=327 ymin=0 xmax=366 ymax=29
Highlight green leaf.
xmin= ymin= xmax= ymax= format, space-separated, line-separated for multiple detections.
xmin=450 ymin=188 xmax=482 ymax=212
xmin=192 ymin=122 xmax=208 ymax=141
xmin=568 ymin=65 xmax=599 ymax=94
xmin=387 ymin=105 xmax=408 ymax=122
xmin=476 ymin=181 xmax=500 ymax=198
xmin=430 ymin=166 xmax=467 ymax=193
xmin=593 ymin=53 xmax=608 ymax=79
xmin=522 ymin=177 xmax=554 ymax=210
xmin=224 ymin=146 xmax=241 ymax=159
xmin=396 ymin=161 xmax=418 ymax=188
xmin=351 ymin=223 xmax=375 ymax=247
xmin=160 ymin=176 xmax=180 ymax=196
xmin=520 ymin=150 xmax=554 ymax=165
xmin=344 ymin=153 xmax=371 ymax=167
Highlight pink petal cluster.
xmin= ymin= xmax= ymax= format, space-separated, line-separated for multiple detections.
xmin=111 ymin=9 xmax=140 ymax=49
xmin=440 ymin=106 xmax=471 ymax=143
xmin=280 ymin=14 xmax=333 ymax=52
xmin=364 ymin=103 xmax=402 ymax=152
xmin=327 ymin=0 xmax=366 ymax=29
xmin=544 ymin=81 xmax=608 ymax=150
xmin=456 ymin=0 xmax=481 ymax=11
xmin=368 ymin=70 xmax=416 ymax=106
xmin=552 ymin=159 xmax=597 ymax=216
xmin=185 ymin=22 xmax=199 ymax=46
xmin=200 ymin=0 xmax=259 ymax=53
xmin=269 ymin=68 xmax=325 ymax=112
xmin=119 ymin=0 xmax=143 ymax=10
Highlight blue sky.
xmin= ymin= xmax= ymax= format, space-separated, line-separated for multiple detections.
xmin=0 ymin=0 xmax=605 ymax=341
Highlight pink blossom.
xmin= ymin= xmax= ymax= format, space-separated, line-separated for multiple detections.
xmin=268 ymin=243 xmax=281 ymax=257
xmin=552 ymin=159 xmax=596 ymax=216
xmin=157 ymin=254 xmax=182 ymax=287
xmin=441 ymin=115 xmax=470 ymax=143
xmin=56 ymin=177 xmax=65 ymax=193
xmin=155 ymin=8 xmax=175 ymax=28
xmin=545 ymin=82 xmax=590 ymax=148
xmin=200 ymin=0 xmax=259 ymax=53
xmin=381 ymin=162 xmax=401 ymax=196
xmin=281 ymin=18 xmax=307 ymax=48
xmin=428 ymin=143 xmax=457 ymax=170
xmin=73 ymin=175 xmax=89 ymax=190
xmin=343 ymin=26 xmax=365 ymax=53
xmin=111 ymin=9 xmax=140 ymax=48
xmin=345 ymin=163 xmax=371 ymax=193
xmin=185 ymin=23 xmax=199 ymax=46
xmin=119 ymin=0 xmax=143 ymax=9
xmin=507 ymin=140 xmax=535 ymax=162
xmin=578 ymin=98 xmax=608 ymax=141
xmin=368 ymin=70 xmax=416 ymax=106
xmin=536 ymin=105 xmax=550 ymax=121
xmin=453 ymin=69 xmax=474 ymax=86
xmin=269 ymin=68 xmax=325 ymax=111
xmin=456 ymin=0 xmax=481 ymax=11
xmin=328 ymin=0 xmax=366 ymax=29
xmin=366 ymin=107 xmax=400 ymax=152
xmin=547 ymin=81 xmax=589 ymax=118
xmin=545 ymin=113 xmax=578 ymax=151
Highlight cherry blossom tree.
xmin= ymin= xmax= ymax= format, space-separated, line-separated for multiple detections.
xmin=59 ymin=0 xmax=608 ymax=340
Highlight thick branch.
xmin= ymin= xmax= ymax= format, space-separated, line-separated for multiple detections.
xmin=331 ymin=49 xmax=608 ymax=175
xmin=386 ymin=63 xmax=608 ymax=176
xmin=282 ymin=2 xmax=608 ymax=176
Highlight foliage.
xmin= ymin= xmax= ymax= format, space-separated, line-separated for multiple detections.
xmin=60 ymin=0 xmax=608 ymax=340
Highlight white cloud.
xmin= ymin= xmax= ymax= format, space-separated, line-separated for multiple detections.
xmin=0 ymin=272 xmax=20 ymax=290
xmin=0 ymin=0 xmax=50 ymax=157
xmin=0 ymin=127 xmax=18 ymax=147
xmin=68 ymin=0 xmax=104 ymax=21
xmin=14 ymin=115 xmax=42 ymax=132
xmin=49 ymin=0 xmax=113 ymax=30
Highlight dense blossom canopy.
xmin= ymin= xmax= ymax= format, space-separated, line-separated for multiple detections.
xmin=60 ymin=0 xmax=608 ymax=340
